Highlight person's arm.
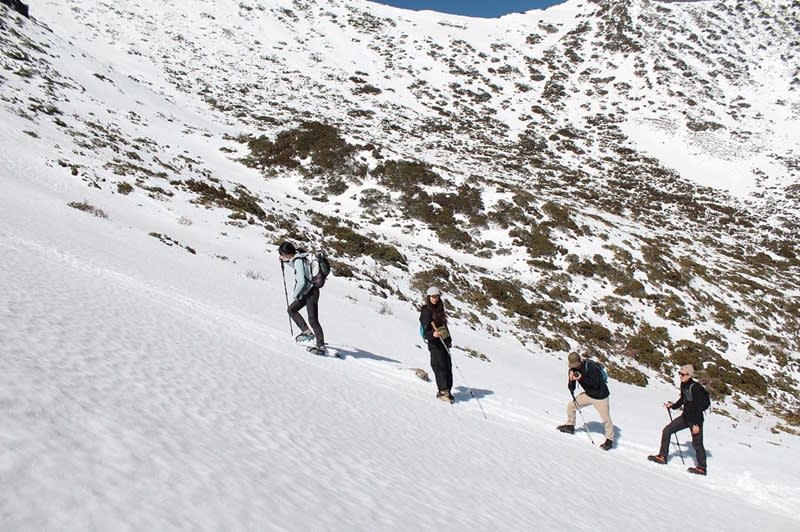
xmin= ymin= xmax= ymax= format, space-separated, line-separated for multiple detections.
xmin=419 ymin=306 xmax=434 ymax=342
xmin=568 ymin=371 xmax=577 ymax=395
xmin=291 ymin=258 xmax=307 ymax=299
xmin=669 ymin=395 xmax=684 ymax=410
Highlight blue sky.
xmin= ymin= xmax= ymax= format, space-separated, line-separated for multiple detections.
xmin=370 ymin=1 xmax=564 ymax=18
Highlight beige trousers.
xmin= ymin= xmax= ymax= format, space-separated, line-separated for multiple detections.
xmin=567 ymin=393 xmax=614 ymax=441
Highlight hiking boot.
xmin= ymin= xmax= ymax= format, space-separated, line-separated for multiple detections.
xmin=687 ymin=466 xmax=707 ymax=476
xmin=307 ymin=345 xmax=327 ymax=356
xmin=600 ymin=438 xmax=614 ymax=450
xmin=295 ymin=330 xmax=314 ymax=343
xmin=556 ymin=424 xmax=575 ymax=434
xmin=647 ymin=454 xmax=667 ymax=464
xmin=436 ymin=391 xmax=453 ymax=404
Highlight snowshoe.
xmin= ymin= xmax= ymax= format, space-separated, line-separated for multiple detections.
xmin=295 ymin=331 xmax=315 ymax=343
xmin=687 ymin=466 xmax=707 ymax=476
xmin=600 ymin=439 xmax=614 ymax=451
xmin=647 ymin=454 xmax=667 ymax=465
xmin=306 ymin=345 xmax=327 ymax=356
xmin=556 ymin=424 xmax=575 ymax=434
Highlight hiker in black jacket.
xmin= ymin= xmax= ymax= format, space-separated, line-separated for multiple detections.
xmin=557 ymin=352 xmax=614 ymax=450
xmin=648 ymin=364 xmax=711 ymax=475
xmin=419 ymin=286 xmax=453 ymax=404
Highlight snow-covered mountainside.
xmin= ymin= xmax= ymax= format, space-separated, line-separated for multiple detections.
xmin=2 ymin=0 xmax=798 ymax=430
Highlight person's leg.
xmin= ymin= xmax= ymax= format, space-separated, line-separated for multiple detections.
xmin=691 ymin=424 xmax=707 ymax=469
xmin=305 ymin=288 xmax=324 ymax=346
xmin=443 ymin=345 xmax=453 ymax=391
xmin=659 ymin=415 xmax=688 ymax=458
xmin=566 ymin=392 xmax=592 ymax=425
xmin=429 ymin=344 xmax=450 ymax=392
xmin=590 ymin=397 xmax=614 ymax=441
xmin=288 ymin=296 xmax=309 ymax=333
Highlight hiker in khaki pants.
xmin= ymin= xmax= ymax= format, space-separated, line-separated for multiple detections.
xmin=557 ymin=352 xmax=615 ymax=450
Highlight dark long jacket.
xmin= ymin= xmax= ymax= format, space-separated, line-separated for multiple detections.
xmin=671 ymin=378 xmax=710 ymax=425
xmin=568 ymin=360 xmax=610 ymax=400
xmin=419 ymin=303 xmax=452 ymax=349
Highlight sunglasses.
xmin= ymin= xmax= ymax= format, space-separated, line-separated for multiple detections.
xmin=678 ymin=372 xmax=689 ymax=377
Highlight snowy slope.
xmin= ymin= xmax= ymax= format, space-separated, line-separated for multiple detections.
xmin=2 ymin=1 xmax=800 ymax=528
xmin=8 ymin=0 xmax=791 ymax=426
xmin=2 ymin=127 xmax=799 ymax=530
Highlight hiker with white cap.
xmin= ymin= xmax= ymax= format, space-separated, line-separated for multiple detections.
xmin=648 ymin=364 xmax=711 ymax=475
xmin=419 ymin=286 xmax=454 ymax=403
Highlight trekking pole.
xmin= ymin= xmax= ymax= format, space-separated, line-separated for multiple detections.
xmin=434 ymin=324 xmax=487 ymax=420
xmin=280 ymin=259 xmax=294 ymax=336
xmin=442 ymin=340 xmax=487 ymax=420
xmin=667 ymin=407 xmax=685 ymax=464
xmin=572 ymin=391 xmax=595 ymax=445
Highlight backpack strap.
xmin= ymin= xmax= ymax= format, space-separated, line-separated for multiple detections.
xmin=301 ymin=254 xmax=315 ymax=280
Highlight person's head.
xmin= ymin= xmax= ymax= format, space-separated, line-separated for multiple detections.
xmin=679 ymin=364 xmax=694 ymax=382
xmin=278 ymin=241 xmax=297 ymax=261
xmin=568 ymin=351 xmax=582 ymax=369
xmin=425 ymin=286 xmax=442 ymax=305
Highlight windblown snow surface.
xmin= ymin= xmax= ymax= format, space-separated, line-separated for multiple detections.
xmin=2 ymin=0 xmax=799 ymax=529
xmin=2 ymin=130 xmax=799 ymax=530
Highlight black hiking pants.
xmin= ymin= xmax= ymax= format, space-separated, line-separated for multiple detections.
xmin=659 ymin=414 xmax=706 ymax=468
xmin=288 ymin=287 xmax=324 ymax=347
xmin=428 ymin=340 xmax=453 ymax=393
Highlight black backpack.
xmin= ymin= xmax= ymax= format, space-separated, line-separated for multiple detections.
xmin=306 ymin=250 xmax=331 ymax=288
xmin=691 ymin=382 xmax=711 ymax=411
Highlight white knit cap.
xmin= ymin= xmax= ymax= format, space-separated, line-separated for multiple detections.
xmin=426 ymin=286 xmax=441 ymax=296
